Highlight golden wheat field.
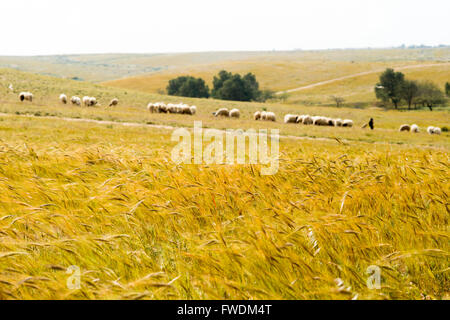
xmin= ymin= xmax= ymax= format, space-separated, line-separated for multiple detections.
xmin=0 ymin=64 xmax=449 ymax=300
xmin=0 ymin=115 xmax=448 ymax=300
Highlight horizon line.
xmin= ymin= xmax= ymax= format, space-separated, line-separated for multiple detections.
xmin=1 ymin=44 xmax=449 ymax=58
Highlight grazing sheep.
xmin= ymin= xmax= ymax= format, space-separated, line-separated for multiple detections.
xmin=59 ymin=94 xmax=67 ymax=104
xmin=399 ymin=124 xmax=411 ymax=132
xmin=296 ymin=115 xmax=305 ymax=124
xmin=19 ymin=92 xmax=33 ymax=102
xmin=83 ymin=96 xmax=97 ymax=107
xmin=229 ymin=108 xmax=240 ymax=118
xmin=260 ymin=111 xmax=267 ymax=120
xmin=284 ymin=114 xmax=298 ymax=124
xmin=89 ymin=97 xmax=97 ymax=106
xmin=166 ymin=103 xmax=177 ymax=113
xmin=313 ymin=116 xmax=329 ymax=126
xmin=302 ymin=115 xmax=313 ymax=125
xmin=179 ymin=104 xmax=190 ymax=114
xmin=174 ymin=104 xmax=183 ymax=114
xmin=190 ymin=106 xmax=197 ymax=115
xmin=213 ymin=108 xmax=229 ymax=117
xmin=342 ymin=119 xmax=353 ymax=127
xmin=157 ymin=102 xmax=167 ymax=113
xmin=71 ymin=96 xmax=81 ymax=106
xmin=427 ymin=126 xmax=441 ymax=135
xmin=109 ymin=98 xmax=119 ymax=107
xmin=265 ymin=111 xmax=276 ymax=122
xmin=147 ymin=103 xmax=156 ymax=113
xmin=326 ymin=118 xmax=335 ymax=126
xmin=254 ymin=111 xmax=261 ymax=120
xmin=410 ymin=124 xmax=419 ymax=133
xmin=333 ymin=118 xmax=343 ymax=127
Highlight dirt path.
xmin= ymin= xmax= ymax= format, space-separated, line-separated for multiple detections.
xmin=0 ymin=112 xmax=337 ymax=142
xmin=276 ymin=63 xmax=449 ymax=95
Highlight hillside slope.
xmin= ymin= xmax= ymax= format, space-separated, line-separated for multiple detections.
xmin=1 ymin=68 xmax=449 ymax=149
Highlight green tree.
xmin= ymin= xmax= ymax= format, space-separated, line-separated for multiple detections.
xmin=375 ymin=68 xmax=405 ymax=109
xmin=167 ymin=76 xmax=210 ymax=98
xmin=212 ymin=70 xmax=264 ymax=102
xmin=212 ymin=70 xmax=232 ymax=98
xmin=445 ymin=82 xmax=450 ymax=97
xmin=401 ymin=80 xmax=419 ymax=110
xmin=416 ymin=81 xmax=445 ymax=111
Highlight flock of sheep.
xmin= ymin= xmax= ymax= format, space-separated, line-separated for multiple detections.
xmin=16 ymin=92 xmax=443 ymax=135
xmin=283 ymin=114 xmax=354 ymax=127
xmin=212 ymin=107 xmax=241 ymax=118
xmin=18 ymin=91 xmax=119 ymax=108
xmin=147 ymin=102 xmax=197 ymax=115
xmin=399 ymin=124 xmax=441 ymax=135
xmin=254 ymin=111 xmax=276 ymax=121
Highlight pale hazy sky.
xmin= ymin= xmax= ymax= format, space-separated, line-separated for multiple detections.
xmin=1 ymin=0 xmax=449 ymax=55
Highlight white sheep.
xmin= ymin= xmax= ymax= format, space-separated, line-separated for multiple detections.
xmin=19 ymin=92 xmax=33 ymax=102
xmin=410 ymin=124 xmax=419 ymax=133
xmin=71 ymin=96 xmax=81 ymax=106
xmin=158 ymin=102 xmax=168 ymax=113
xmin=260 ymin=111 xmax=267 ymax=120
xmin=284 ymin=114 xmax=298 ymax=124
xmin=89 ymin=97 xmax=97 ymax=106
xmin=81 ymin=97 xmax=97 ymax=107
xmin=213 ymin=108 xmax=229 ymax=117
xmin=190 ymin=106 xmax=197 ymax=115
xmin=147 ymin=103 xmax=156 ymax=113
xmin=265 ymin=111 xmax=276 ymax=122
xmin=326 ymin=118 xmax=335 ymax=126
xmin=229 ymin=108 xmax=240 ymax=118
xmin=149 ymin=102 xmax=166 ymax=113
xmin=342 ymin=119 xmax=353 ymax=127
xmin=181 ymin=104 xmax=194 ymax=115
xmin=254 ymin=111 xmax=261 ymax=120
xmin=333 ymin=118 xmax=343 ymax=127
xmin=59 ymin=94 xmax=67 ymax=104
xmin=296 ymin=115 xmax=305 ymax=124
xmin=399 ymin=124 xmax=411 ymax=132
xmin=313 ymin=116 xmax=328 ymax=126
xmin=427 ymin=126 xmax=441 ymax=135
xmin=109 ymin=98 xmax=119 ymax=107
xmin=302 ymin=115 xmax=313 ymax=125
xmin=166 ymin=103 xmax=174 ymax=113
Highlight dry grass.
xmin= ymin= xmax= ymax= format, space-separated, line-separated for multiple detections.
xmin=1 ymin=68 xmax=449 ymax=149
xmin=0 ymin=116 xmax=448 ymax=300
xmin=0 ymin=67 xmax=448 ymax=300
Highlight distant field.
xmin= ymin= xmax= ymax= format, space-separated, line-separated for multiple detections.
xmin=1 ymin=47 xmax=449 ymax=85
xmin=100 ymin=48 xmax=450 ymax=107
